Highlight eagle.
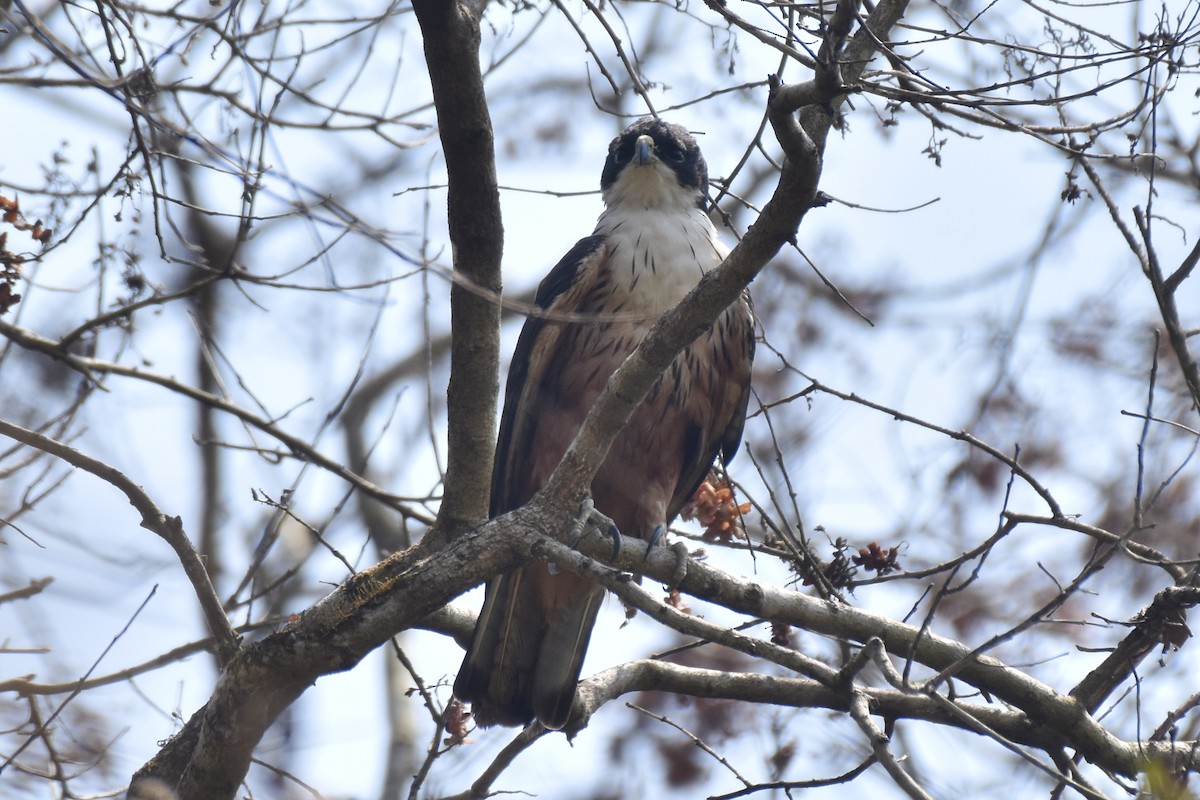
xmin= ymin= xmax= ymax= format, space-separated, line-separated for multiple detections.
xmin=454 ymin=118 xmax=756 ymax=730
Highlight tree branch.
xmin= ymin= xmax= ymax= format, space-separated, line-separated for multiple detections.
xmin=414 ymin=0 xmax=503 ymax=539
xmin=0 ymin=319 xmax=435 ymax=524
xmin=532 ymin=530 xmax=1196 ymax=779
xmin=0 ymin=419 xmax=241 ymax=664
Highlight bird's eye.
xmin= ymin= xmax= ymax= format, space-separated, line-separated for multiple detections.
xmin=665 ymin=146 xmax=686 ymax=163
xmin=614 ymin=146 xmax=631 ymax=164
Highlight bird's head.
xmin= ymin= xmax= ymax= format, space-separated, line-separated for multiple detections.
xmin=600 ymin=118 xmax=709 ymax=212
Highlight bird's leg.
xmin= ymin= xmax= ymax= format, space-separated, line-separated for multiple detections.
xmin=644 ymin=523 xmax=689 ymax=589
xmin=566 ymin=497 xmax=622 ymax=562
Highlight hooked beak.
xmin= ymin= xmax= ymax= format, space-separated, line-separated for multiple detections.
xmin=634 ymin=135 xmax=655 ymax=166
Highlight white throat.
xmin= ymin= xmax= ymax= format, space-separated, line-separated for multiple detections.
xmin=593 ymin=202 xmax=728 ymax=316
xmin=601 ymin=159 xmax=701 ymax=212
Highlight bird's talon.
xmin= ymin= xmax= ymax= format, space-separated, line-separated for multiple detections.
xmin=668 ymin=541 xmax=689 ymax=589
xmin=566 ymin=498 xmax=596 ymax=547
xmin=643 ymin=523 xmax=666 ymax=562
xmin=567 ymin=496 xmax=621 ymax=559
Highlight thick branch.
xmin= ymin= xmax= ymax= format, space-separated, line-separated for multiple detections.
xmin=1070 ymin=585 xmax=1200 ymax=713
xmin=129 ymin=506 xmax=547 ymax=800
xmin=414 ymin=0 xmax=503 ymax=538
xmin=577 ymin=660 xmax=1054 ymax=746
xmin=127 ymin=490 xmax=1195 ymax=796
xmin=534 ymin=531 xmax=1183 ymax=779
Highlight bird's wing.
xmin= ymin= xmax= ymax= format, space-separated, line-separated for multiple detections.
xmin=719 ymin=292 xmax=757 ymax=464
xmin=456 ymin=235 xmax=610 ymax=729
xmin=665 ymin=291 xmax=756 ymax=522
xmin=490 ymin=234 xmax=608 ymax=516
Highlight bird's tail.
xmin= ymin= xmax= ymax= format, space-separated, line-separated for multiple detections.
xmin=454 ymin=565 xmax=604 ymax=730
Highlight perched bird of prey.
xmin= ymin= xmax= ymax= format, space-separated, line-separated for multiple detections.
xmin=454 ymin=118 xmax=755 ymax=730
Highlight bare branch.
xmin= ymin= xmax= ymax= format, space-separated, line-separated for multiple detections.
xmin=0 ymin=418 xmax=240 ymax=663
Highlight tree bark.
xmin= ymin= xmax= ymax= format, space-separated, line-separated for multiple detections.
xmin=414 ymin=0 xmax=503 ymax=540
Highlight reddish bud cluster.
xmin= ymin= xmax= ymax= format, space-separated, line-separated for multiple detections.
xmin=853 ymin=541 xmax=902 ymax=575
xmin=681 ymin=473 xmax=751 ymax=542
xmin=0 ymin=277 xmax=19 ymax=317
xmin=1 ymin=195 xmax=52 ymax=245
xmin=1 ymin=195 xmax=53 ymax=316
xmin=664 ymin=586 xmax=691 ymax=614
xmin=801 ymin=540 xmax=857 ymax=589
xmin=443 ymin=699 xmax=472 ymax=745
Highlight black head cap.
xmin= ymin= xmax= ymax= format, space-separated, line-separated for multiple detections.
xmin=599 ymin=118 xmax=709 ymax=209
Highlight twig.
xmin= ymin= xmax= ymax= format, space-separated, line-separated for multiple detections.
xmin=0 ymin=576 xmax=53 ymax=604
xmin=627 ymin=702 xmax=753 ymax=788
xmin=0 ymin=585 xmax=159 ymax=775
xmin=808 ymin=378 xmax=1064 ymax=517
xmin=0 ymin=418 xmax=241 ymax=663
xmin=1133 ymin=331 xmax=1161 ymax=530
xmin=1070 ymin=586 xmax=1200 ymax=714
xmin=0 ymin=319 xmax=435 ymax=525
xmin=847 ymin=691 xmax=933 ymax=800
